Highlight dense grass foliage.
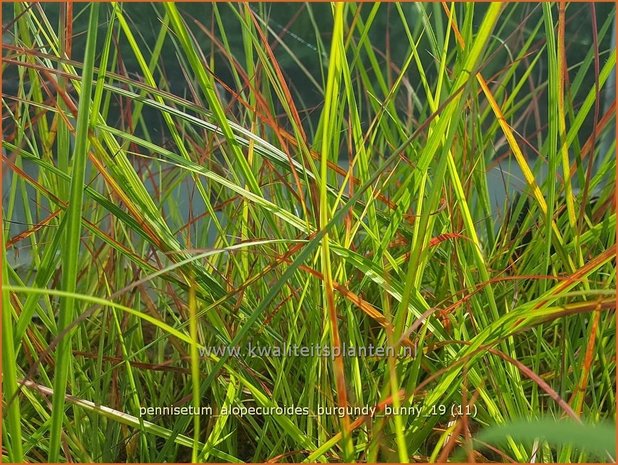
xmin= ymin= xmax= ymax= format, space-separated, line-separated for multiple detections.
xmin=2 ymin=3 xmax=616 ymax=462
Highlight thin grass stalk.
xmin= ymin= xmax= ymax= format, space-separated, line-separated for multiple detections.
xmin=48 ymin=4 xmax=100 ymax=461
xmin=55 ymin=2 xmax=71 ymax=201
xmin=188 ymin=280 xmax=201 ymax=462
xmin=557 ymin=2 xmax=577 ymax=230
xmin=542 ymin=3 xmax=566 ymax=282
xmin=2 ymin=243 xmax=24 ymax=461
xmin=319 ymin=3 xmax=353 ymax=459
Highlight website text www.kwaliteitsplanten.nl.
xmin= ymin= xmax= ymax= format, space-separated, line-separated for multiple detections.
xmin=199 ymin=342 xmax=415 ymax=360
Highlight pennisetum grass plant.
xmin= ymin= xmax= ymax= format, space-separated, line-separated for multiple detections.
xmin=2 ymin=2 xmax=616 ymax=462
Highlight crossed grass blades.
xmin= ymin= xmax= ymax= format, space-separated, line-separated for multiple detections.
xmin=2 ymin=2 xmax=616 ymax=463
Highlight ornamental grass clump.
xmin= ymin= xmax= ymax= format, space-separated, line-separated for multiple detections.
xmin=2 ymin=2 xmax=616 ymax=462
